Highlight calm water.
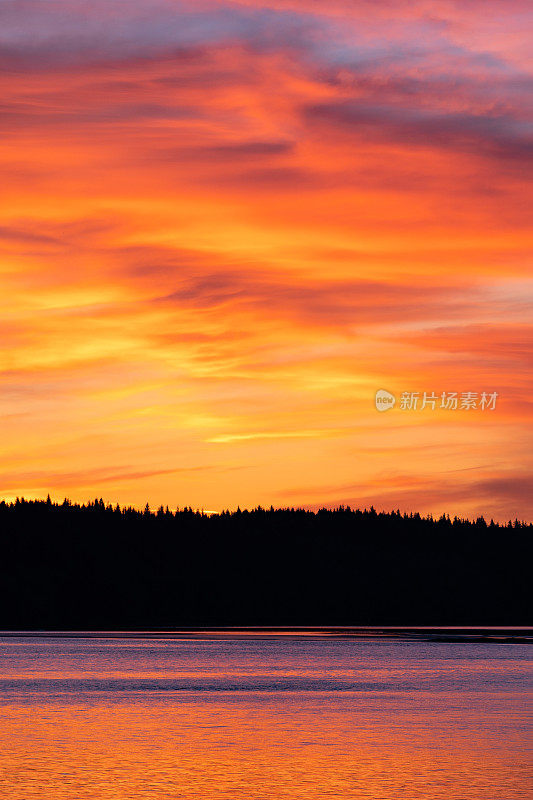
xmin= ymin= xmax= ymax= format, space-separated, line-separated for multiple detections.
xmin=0 ymin=635 xmax=531 ymax=799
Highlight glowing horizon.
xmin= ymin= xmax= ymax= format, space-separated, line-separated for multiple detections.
xmin=1 ymin=0 xmax=532 ymax=521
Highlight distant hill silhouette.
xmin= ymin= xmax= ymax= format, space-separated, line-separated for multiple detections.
xmin=0 ymin=497 xmax=530 ymax=628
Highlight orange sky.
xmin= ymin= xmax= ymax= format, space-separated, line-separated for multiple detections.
xmin=1 ymin=0 xmax=532 ymax=520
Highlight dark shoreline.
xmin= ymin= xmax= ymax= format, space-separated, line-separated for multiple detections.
xmin=2 ymin=502 xmax=531 ymax=630
xmin=1 ymin=627 xmax=531 ymax=643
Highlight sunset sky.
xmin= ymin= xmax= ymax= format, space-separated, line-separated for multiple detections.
xmin=1 ymin=0 xmax=531 ymax=521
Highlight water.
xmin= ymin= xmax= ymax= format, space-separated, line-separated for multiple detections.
xmin=0 ymin=634 xmax=531 ymax=799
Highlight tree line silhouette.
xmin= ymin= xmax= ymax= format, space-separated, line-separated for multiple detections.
xmin=0 ymin=496 xmax=530 ymax=628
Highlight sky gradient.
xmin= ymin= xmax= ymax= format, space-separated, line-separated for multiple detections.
xmin=1 ymin=0 xmax=532 ymax=520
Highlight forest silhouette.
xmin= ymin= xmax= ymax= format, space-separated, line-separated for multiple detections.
xmin=0 ymin=497 xmax=530 ymax=628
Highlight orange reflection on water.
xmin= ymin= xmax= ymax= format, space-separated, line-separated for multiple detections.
xmin=0 ymin=637 xmax=531 ymax=799
xmin=0 ymin=693 xmax=531 ymax=800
